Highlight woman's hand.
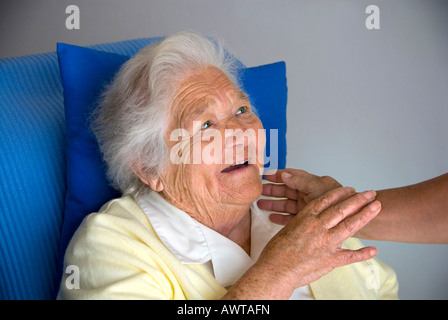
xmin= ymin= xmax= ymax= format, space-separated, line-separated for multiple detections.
xmin=258 ymin=169 xmax=343 ymax=225
xmin=224 ymin=183 xmax=380 ymax=299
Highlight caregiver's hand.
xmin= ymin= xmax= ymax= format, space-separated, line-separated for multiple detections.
xmin=258 ymin=169 xmax=343 ymax=225
xmin=224 ymin=186 xmax=380 ymax=299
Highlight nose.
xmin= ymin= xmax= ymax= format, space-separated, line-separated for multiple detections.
xmin=223 ymin=117 xmax=251 ymax=149
xmin=224 ymin=115 xmax=248 ymax=131
xmin=222 ymin=121 xmax=259 ymax=166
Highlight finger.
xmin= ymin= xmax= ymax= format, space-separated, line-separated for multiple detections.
xmin=334 ymin=246 xmax=378 ymax=267
xmin=331 ymin=200 xmax=381 ymax=239
xmin=269 ymin=213 xmax=295 ymax=225
xmin=264 ymin=168 xmax=313 ymax=184
xmin=257 ymin=198 xmax=300 ymax=214
xmin=262 ymin=183 xmax=299 ymax=200
xmin=280 ymin=170 xmax=320 ymax=193
xmin=319 ymin=190 xmax=377 ymax=229
xmin=263 ymin=169 xmax=284 ymax=183
xmin=305 ymin=186 xmax=357 ymax=216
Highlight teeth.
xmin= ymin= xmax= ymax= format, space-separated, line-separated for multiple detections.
xmin=233 ymin=161 xmax=246 ymax=166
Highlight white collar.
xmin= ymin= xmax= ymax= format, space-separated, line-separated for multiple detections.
xmin=136 ymin=191 xmax=282 ymax=287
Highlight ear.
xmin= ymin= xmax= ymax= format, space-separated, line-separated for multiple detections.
xmin=131 ymin=163 xmax=164 ymax=192
xmin=146 ymin=176 xmax=164 ymax=192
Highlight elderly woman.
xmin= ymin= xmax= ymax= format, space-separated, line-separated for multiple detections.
xmin=58 ymin=32 xmax=398 ymax=299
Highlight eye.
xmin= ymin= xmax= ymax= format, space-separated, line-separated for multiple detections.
xmin=201 ymin=120 xmax=213 ymax=130
xmin=236 ymin=106 xmax=248 ymax=115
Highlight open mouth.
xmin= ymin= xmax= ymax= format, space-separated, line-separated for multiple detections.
xmin=221 ymin=160 xmax=249 ymax=173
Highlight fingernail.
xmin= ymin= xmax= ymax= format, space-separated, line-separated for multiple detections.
xmin=370 ymin=200 xmax=381 ymax=212
xmin=364 ymin=190 xmax=377 ymax=200
xmin=281 ymin=172 xmax=292 ymax=180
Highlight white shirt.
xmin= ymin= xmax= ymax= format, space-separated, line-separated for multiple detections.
xmin=137 ymin=191 xmax=312 ymax=299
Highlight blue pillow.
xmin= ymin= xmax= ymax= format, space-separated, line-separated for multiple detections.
xmin=241 ymin=62 xmax=287 ymax=172
xmin=56 ymin=42 xmax=287 ymax=276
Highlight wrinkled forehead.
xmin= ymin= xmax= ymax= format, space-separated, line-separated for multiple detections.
xmin=170 ymin=67 xmax=248 ymax=123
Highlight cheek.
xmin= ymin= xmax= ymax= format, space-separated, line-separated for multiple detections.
xmin=162 ymin=161 xmax=205 ymax=203
xmin=160 ymin=161 xmax=185 ymax=191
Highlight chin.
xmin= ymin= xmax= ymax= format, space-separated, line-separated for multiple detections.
xmin=217 ymin=163 xmax=263 ymax=205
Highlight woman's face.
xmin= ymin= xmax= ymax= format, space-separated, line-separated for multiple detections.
xmin=154 ymin=67 xmax=265 ymax=225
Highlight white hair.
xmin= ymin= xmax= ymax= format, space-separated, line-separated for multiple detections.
xmin=92 ymin=31 xmax=241 ymax=197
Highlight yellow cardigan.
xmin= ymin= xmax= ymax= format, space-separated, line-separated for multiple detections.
xmin=57 ymin=196 xmax=398 ymax=300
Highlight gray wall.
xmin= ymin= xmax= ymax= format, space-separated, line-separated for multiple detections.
xmin=1 ymin=0 xmax=447 ymax=299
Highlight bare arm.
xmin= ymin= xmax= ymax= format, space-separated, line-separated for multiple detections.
xmin=357 ymin=173 xmax=448 ymax=243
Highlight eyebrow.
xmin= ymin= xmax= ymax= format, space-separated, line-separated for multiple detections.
xmin=238 ymin=89 xmax=250 ymax=102
xmin=184 ymin=103 xmax=209 ymax=124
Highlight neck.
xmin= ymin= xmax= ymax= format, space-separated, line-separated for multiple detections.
xmin=225 ymin=209 xmax=252 ymax=255
xmin=196 ymin=203 xmax=252 ymax=255
xmin=160 ymin=190 xmax=252 ymax=254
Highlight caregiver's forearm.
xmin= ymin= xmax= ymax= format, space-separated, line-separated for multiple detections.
xmin=356 ymin=173 xmax=448 ymax=243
